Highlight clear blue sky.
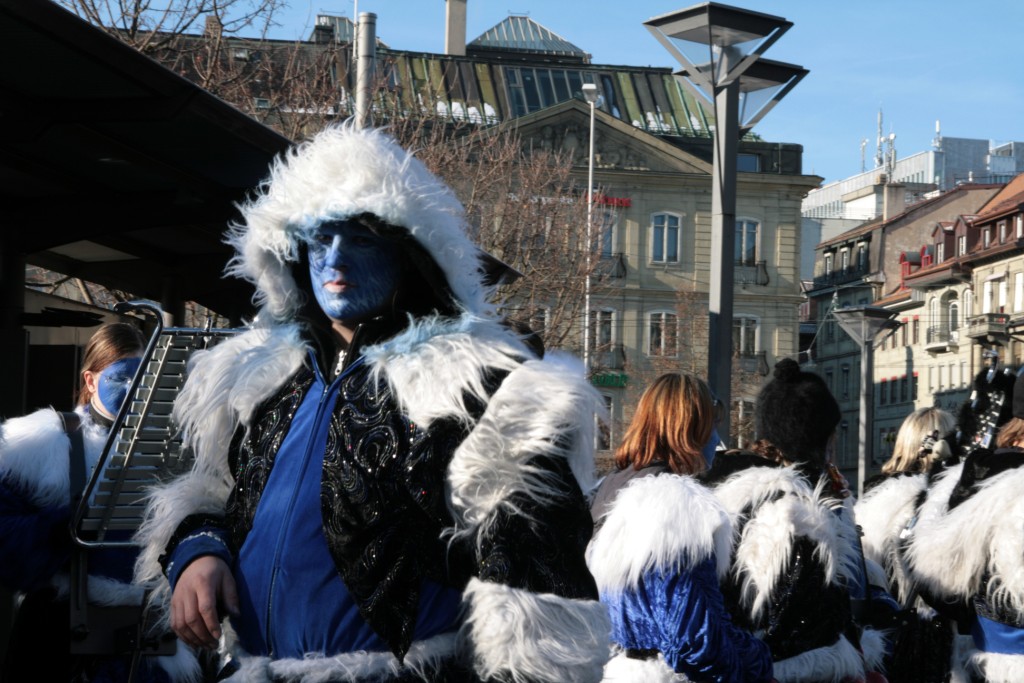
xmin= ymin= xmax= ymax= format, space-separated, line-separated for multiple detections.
xmin=267 ymin=1 xmax=1024 ymax=185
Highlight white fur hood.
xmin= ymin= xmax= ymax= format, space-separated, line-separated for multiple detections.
xmin=226 ymin=123 xmax=492 ymax=322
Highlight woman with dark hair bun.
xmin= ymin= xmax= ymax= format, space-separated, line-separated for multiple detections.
xmin=699 ymin=358 xmax=892 ymax=682
xmin=588 ymin=372 xmax=773 ymax=682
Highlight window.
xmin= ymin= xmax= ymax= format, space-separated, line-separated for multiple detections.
xmin=948 ymin=302 xmax=959 ymax=332
xmin=983 ymin=281 xmax=993 ymax=314
xmin=651 ymin=213 xmax=680 ymax=263
xmin=735 ymin=220 xmax=758 ymax=267
xmin=733 ymin=317 xmax=758 ymax=356
xmin=1016 ymin=273 xmax=1023 ymax=313
xmin=890 ymin=378 xmax=898 ymax=403
xmin=900 ymin=376 xmax=908 ymax=402
xmin=936 ymin=242 xmax=945 ymax=262
xmin=984 ymin=228 xmax=992 ymax=248
xmin=840 ymin=249 xmax=850 ymax=271
xmin=824 ymin=253 xmax=834 ymax=275
xmin=841 ymin=365 xmax=850 ymax=400
xmin=825 ymin=369 xmax=834 ymax=394
xmin=597 ymin=395 xmax=612 ymax=451
xmin=1017 ymin=215 xmax=1023 ymax=239
xmin=912 ymin=372 xmax=919 ymax=400
xmin=900 ymin=320 xmax=908 ymax=346
xmin=999 ymin=279 xmax=1008 ymax=311
xmin=530 ymin=307 xmax=549 ymax=336
xmin=965 ymin=290 xmax=974 ymax=320
xmin=737 ymin=154 xmax=760 ymax=172
xmin=648 ymin=311 xmax=678 ymax=357
xmin=880 ymin=379 xmax=887 ymax=405
xmin=912 ymin=317 xmax=920 ymax=344
xmin=857 ymin=243 xmax=868 ymax=270
xmin=999 ymin=221 xmax=1008 ymax=243
xmin=599 ymin=209 xmax=617 ymax=259
xmin=958 ymin=235 xmax=967 ymax=256
xmin=590 ymin=309 xmax=614 ymax=354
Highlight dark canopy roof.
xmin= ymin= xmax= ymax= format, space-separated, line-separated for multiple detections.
xmin=0 ymin=0 xmax=292 ymax=322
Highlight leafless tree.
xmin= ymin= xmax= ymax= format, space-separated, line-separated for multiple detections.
xmin=56 ymin=0 xmax=284 ymax=54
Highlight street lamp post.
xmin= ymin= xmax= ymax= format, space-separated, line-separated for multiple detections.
xmin=645 ymin=3 xmax=806 ymax=444
xmin=833 ymin=305 xmax=900 ymax=497
xmin=582 ymin=82 xmax=599 ymax=375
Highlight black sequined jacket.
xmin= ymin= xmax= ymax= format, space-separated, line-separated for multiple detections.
xmin=139 ymin=314 xmax=609 ymax=683
xmin=700 ymin=452 xmax=873 ymax=682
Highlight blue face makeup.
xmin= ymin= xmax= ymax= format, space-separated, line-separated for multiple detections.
xmin=307 ymin=220 xmax=402 ymax=324
xmin=96 ymin=356 xmax=142 ymax=416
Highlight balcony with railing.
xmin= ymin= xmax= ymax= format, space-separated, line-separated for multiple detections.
xmin=965 ymin=313 xmax=1010 ymax=343
xmin=735 ymin=350 xmax=769 ymax=376
xmin=925 ymin=326 xmax=959 ymax=353
xmin=595 ymin=252 xmax=627 ymax=281
xmin=592 ymin=343 xmax=626 ymax=371
xmin=810 ymin=263 xmax=870 ymax=290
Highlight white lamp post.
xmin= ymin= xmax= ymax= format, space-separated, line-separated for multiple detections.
xmin=645 ymin=3 xmax=806 ymax=444
xmin=582 ymin=82 xmax=600 ymax=375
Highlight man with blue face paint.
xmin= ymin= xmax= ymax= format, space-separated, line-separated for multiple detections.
xmin=138 ymin=125 xmax=611 ymax=683
xmin=0 ymin=322 xmax=183 ymax=681
xmin=306 ymin=219 xmax=403 ymax=344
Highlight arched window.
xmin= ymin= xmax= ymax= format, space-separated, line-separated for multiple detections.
xmin=948 ymin=301 xmax=960 ymax=332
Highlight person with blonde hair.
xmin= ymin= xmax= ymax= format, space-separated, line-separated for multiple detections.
xmin=881 ymin=407 xmax=956 ymax=477
xmin=588 ymin=372 xmax=772 ymax=682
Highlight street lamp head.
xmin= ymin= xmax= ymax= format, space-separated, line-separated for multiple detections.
xmin=674 ymin=57 xmax=807 ymax=134
xmin=582 ymin=83 xmax=600 ymax=104
xmin=644 ymin=2 xmax=792 ymax=93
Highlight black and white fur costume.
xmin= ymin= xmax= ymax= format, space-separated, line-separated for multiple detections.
xmin=906 ymin=456 xmax=1024 ymax=683
xmin=133 ymin=125 xmax=610 ymax=682
xmin=701 ymin=456 xmax=888 ymax=683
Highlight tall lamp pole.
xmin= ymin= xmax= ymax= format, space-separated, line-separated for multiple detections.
xmin=582 ymin=83 xmax=600 ymax=375
xmin=645 ymin=3 xmax=806 ymax=444
xmin=833 ymin=305 xmax=899 ymax=497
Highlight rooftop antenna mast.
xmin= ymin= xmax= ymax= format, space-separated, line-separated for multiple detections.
xmin=874 ymin=108 xmax=884 ymax=171
xmin=860 ymin=138 xmax=868 ymax=173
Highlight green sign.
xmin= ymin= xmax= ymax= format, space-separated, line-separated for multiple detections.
xmin=591 ymin=373 xmax=628 ymax=388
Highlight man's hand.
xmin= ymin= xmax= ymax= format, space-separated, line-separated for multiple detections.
xmin=170 ymin=555 xmax=239 ymax=649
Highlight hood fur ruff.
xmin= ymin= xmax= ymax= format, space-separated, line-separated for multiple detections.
xmin=587 ymin=473 xmax=732 ymax=593
xmin=227 ymin=123 xmax=491 ymax=322
xmin=853 ymin=473 xmax=929 ymax=605
xmin=711 ymin=465 xmax=861 ymax=621
xmin=907 ymin=462 xmax=1024 ymax=613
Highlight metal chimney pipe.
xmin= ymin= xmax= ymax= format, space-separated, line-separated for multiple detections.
xmin=354 ymin=12 xmax=377 ymax=129
xmin=445 ymin=0 xmax=467 ymax=56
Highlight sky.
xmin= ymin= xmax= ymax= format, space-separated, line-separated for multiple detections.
xmin=264 ymin=1 xmax=1024 ymax=185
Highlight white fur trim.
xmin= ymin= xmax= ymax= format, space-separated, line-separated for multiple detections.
xmin=227 ymin=123 xmax=492 ymax=321
xmin=712 ymin=466 xmax=854 ymax=621
xmin=600 ymin=649 xmax=676 ymax=683
xmin=447 ymin=350 xmax=604 ymax=539
xmin=854 ymin=474 xmax=928 ymax=605
xmin=908 ymin=463 xmax=1024 ymax=614
xmin=968 ymin=650 xmax=1024 ymax=683
xmin=588 ymin=474 xmax=731 ymax=592
xmin=771 ymin=634 xmax=865 ymax=683
xmin=363 ymin=314 xmax=528 ymax=429
xmin=50 ymin=572 xmax=145 ymax=606
xmin=859 ymin=627 xmax=888 ymax=673
xmin=460 ymin=578 xmax=610 ymax=683
xmin=221 ymin=633 xmax=459 ymax=682
xmin=0 ymin=405 xmax=106 ymax=507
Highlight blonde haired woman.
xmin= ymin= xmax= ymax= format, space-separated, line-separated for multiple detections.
xmin=588 ymin=372 xmax=772 ymax=682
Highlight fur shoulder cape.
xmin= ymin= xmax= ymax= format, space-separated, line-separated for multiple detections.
xmin=853 ymin=473 xmax=928 ymax=604
xmin=588 ymin=473 xmax=732 ymax=594
xmin=0 ymin=405 xmax=106 ymax=507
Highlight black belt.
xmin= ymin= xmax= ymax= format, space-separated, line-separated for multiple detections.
xmin=625 ymin=647 xmax=660 ymax=661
